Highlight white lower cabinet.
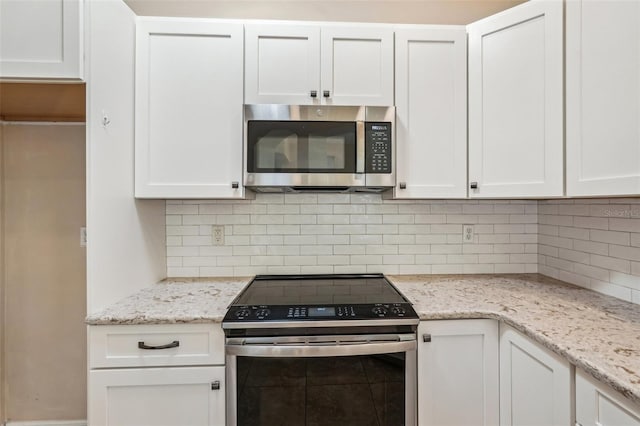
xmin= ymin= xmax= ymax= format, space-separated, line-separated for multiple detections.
xmin=576 ymin=368 xmax=640 ymax=426
xmin=499 ymin=324 xmax=572 ymax=426
xmin=88 ymin=324 xmax=226 ymax=426
xmin=417 ymin=319 xmax=499 ymax=426
xmin=89 ymin=366 xmax=225 ymax=426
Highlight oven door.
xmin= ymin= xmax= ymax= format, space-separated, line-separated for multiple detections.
xmin=225 ymin=333 xmax=417 ymax=426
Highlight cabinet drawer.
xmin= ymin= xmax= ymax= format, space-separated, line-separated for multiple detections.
xmin=89 ymin=323 xmax=225 ymax=368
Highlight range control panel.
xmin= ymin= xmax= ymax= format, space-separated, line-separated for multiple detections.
xmin=365 ymin=122 xmax=392 ymax=174
xmin=224 ymin=303 xmax=416 ymax=322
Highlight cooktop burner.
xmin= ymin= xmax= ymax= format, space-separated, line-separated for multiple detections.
xmin=222 ymin=274 xmax=418 ymax=328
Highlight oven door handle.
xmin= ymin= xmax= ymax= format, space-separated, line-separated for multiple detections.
xmin=226 ymin=339 xmax=416 ymax=357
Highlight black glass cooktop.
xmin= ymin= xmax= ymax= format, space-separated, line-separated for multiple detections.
xmin=233 ymin=274 xmax=409 ymax=305
xmin=224 ymin=274 xmax=418 ymax=325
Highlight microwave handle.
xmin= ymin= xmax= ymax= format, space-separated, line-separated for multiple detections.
xmin=356 ymin=121 xmax=365 ymax=174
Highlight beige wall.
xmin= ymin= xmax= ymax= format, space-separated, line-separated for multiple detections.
xmin=2 ymin=123 xmax=86 ymax=421
xmin=125 ymin=0 xmax=526 ymax=24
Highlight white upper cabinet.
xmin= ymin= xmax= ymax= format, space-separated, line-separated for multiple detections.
xmin=566 ymin=0 xmax=640 ymax=196
xmin=394 ymin=27 xmax=467 ymax=198
xmin=468 ymin=0 xmax=563 ymax=198
xmin=244 ymin=24 xmax=320 ymax=105
xmin=418 ymin=320 xmax=499 ymax=426
xmin=135 ymin=18 xmax=246 ymax=199
xmin=500 ymin=324 xmax=572 ymax=426
xmin=576 ymin=368 xmax=640 ymax=426
xmin=0 ymin=0 xmax=83 ymax=80
xmin=244 ymin=24 xmax=394 ymax=106
xmin=320 ymin=26 xmax=394 ymax=106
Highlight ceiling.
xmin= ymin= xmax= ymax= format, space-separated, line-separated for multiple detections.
xmin=124 ymin=0 xmax=527 ymax=25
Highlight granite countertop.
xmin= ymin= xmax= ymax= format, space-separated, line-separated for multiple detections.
xmin=86 ymin=273 xmax=640 ymax=406
xmin=85 ymin=276 xmax=252 ymax=325
xmin=387 ymin=274 xmax=640 ymax=406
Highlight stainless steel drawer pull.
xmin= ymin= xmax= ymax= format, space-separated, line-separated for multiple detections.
xmin=211 ymin=381 xmax=221 ymax=391
xmin=138 ymin=340 xmax=180 ymax=350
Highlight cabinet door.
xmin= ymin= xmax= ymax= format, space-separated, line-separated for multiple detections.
xmin=468 ymin=1 xmax=563 ymax=198
xmin=320 ymin=26 xmax=394 ymax=106
xmin=566 ymin=0 xmax=640 ymax=196
xmin=245 ymin=24 xmax=320 ymax=105
xmin=418 ymin=320 xmax=499 ymax=426
xmin=394 ymin=27 xmax=467 ymax=199
xmin=0 ymin=0 xmax=82 ymax=80
xmin=135 ymin=19 xmax=245 ymax=199
xmin=90 ymin=366 xmax=225 ymax=426
xmin=576 ymin=368 xmax=640 ymax=426
xmin=500 ymin=324 xmax=571 ymax=426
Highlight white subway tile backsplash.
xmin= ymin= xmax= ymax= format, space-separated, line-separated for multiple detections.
xmin=590 ymin=280 xmax=632 ymax=301
xmin=367 ymin=245 xmax=398 ymax=255
xmin=539 ymin=199 xmax=640 ymax=303
xmin=284 ymin=235 xmax=316 ymax=245
xmin=609 ymin=244 xmax=640 ymax=261
xmin=350 ymin=234 xmax=382 ymax=245
xmin=166 ymin=236 xmax=182 ymax=246
xmin=167 ymin=267 xmax=199 ymax=277
xmin=267 ymin=246 xmax=300 ymax=256
xmin=414 ymin=214 xmax=447 ymax=224
xmin=590 ymin=254 xmax=630 ymax=274
xmin=251 ymin=214 xmax=284 ymax=225
xmin=574 ymin=216 xmax=608 ymax=230
xmin=558 ymin=226 xmax=590 ymax=240
xmin=250 ymin=235 xmax=283 ymax=245
xmin=300 ymin=245 xmax=333 ymax=255
xmin=166 ymin=196 xmax=640 ymax=304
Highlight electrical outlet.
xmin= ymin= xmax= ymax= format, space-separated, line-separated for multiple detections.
xmin=80 ymin=227 xmax=87 ymax=247
xmin=463 ymin=225 xmax=474 ymax=244
xmin=212 ymin=225 xmax=225 ymax=246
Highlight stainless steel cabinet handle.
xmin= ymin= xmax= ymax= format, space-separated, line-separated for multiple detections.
xmin=231 ymin=181 xmax=239 ymax=189
xmin=211 ymin=381 xmax=221 ymax=391
xmin=310 ymin=90 xmax=318 ymax=98
xmin=138 ymin=340 xmax=179 ymax=350
xmin=470 ymin=181 xmax=478 ymax=189
xmin=399 ymin=182 xmax=407 ymax=190
xmin=422 ymin=334 xmax=431 ymax=343
xmin=323 ymin=90 xmax=330 ymax=98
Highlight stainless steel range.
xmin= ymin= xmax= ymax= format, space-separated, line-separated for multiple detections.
xmin=222 ymin=274 xmax=419 ymax=426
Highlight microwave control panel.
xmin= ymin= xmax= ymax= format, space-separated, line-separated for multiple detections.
xmin=365 ymin=122 xmax=392 ymax=174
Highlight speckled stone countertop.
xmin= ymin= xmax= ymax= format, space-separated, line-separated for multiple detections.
xmin=387 ymin=274 xmax=640 ymax=406
xmin=85 ymin=277 xmax=251 ymax=325
xmin=86 ymin=273 xmax=640 ymax=406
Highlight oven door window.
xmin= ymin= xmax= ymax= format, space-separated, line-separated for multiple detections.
xmin=236 ymin=354 xmax=405 ymax=426
xmin=247 ymin=121 xmax=356 ymax=173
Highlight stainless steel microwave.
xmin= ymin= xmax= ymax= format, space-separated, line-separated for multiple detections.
xmin=244 ymin=104 xmax=395 ymax=192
